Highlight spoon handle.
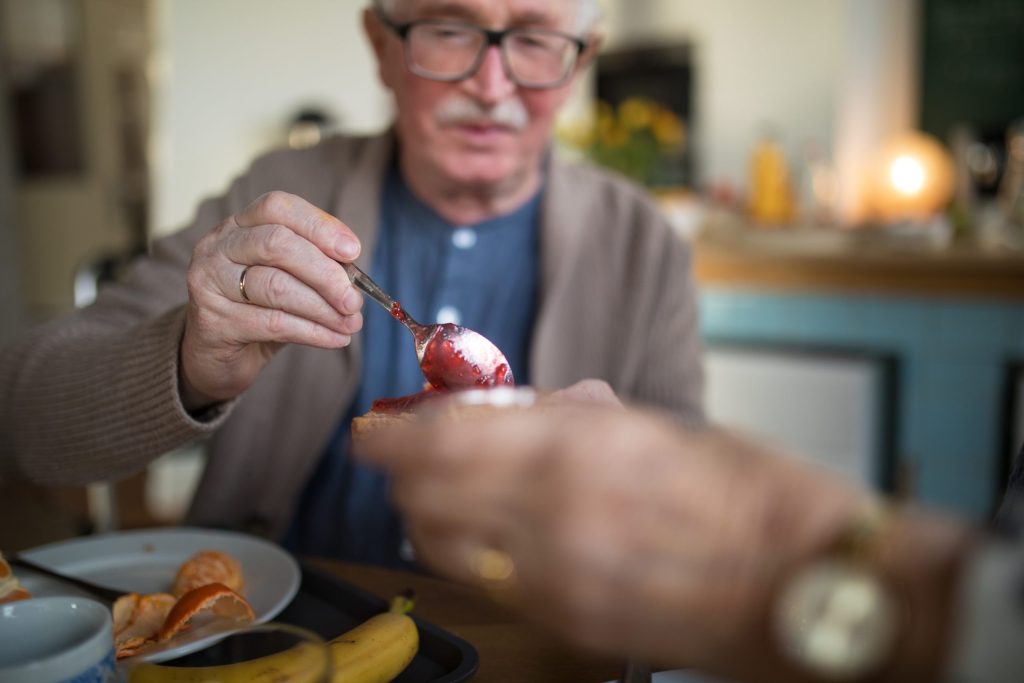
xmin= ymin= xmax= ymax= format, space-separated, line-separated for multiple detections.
xmin=8 ymin=555 xmax=122 ymax=604
xmin=341 ymin=262 xmax=394 ymax=311
xmin=341 ymin=261 xmax=420 ymax=327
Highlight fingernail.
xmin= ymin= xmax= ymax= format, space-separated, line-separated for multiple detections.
xmin=342 ymin=285 xmax=363 ymax=313
xmin=337 ymin=237 xmax=360 ymax=260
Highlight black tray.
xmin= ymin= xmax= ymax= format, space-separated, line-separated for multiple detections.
xmin=168 ymin=562 xmax=479 ymax=682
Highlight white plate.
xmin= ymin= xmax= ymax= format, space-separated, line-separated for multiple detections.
xmin=17 ymin=527 xmax=301 ymax=663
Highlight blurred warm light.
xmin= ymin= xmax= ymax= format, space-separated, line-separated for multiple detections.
xmin=889 ymin=156 xmax=925 ymax=196
xmin=866 ymin=133 xmax=955 ymax=223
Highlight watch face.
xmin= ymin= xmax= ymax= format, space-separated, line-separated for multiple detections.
xmin=775 ymin=559 xmax=898 ymax=679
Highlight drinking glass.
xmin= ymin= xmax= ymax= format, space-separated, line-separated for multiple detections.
xmin=120 ymin=622 xmax=330 ymax=683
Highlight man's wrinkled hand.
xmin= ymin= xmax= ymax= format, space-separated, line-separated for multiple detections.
xmin=179 ymin=191 xmax=364 ymax=410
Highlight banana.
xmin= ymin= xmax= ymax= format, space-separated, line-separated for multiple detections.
xmin=127 ymin=641 xmax=328 ymax=683
xmin=327 ymin=592 xmax=419 ymax=683
xmin=125 ymin=593 xmax=418 ymax=683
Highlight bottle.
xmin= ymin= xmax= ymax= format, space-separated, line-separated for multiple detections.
xmin=796 ymin=138 xmax=837 ymax=227
xmin=749 ymin=131 xmax=795 ymax=226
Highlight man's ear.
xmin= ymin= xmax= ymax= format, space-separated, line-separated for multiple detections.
xmin=362 ymin=8 xmax=392 ymax=87
xmin=576 ymin=33 xmax=603 ymax=71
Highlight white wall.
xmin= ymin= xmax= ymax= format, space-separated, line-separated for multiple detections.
xmin=150 ymin=0 xmax=391 ymax=236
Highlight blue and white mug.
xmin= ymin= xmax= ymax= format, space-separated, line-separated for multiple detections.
xmin=0 ymin=596 xmax=117 ymax=683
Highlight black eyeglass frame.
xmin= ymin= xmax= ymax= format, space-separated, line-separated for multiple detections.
xmin=377 ymin=12 xmax=589 ymax=89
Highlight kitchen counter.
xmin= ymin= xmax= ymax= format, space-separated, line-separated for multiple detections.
xmin=692 ymin=223 xmax=1024 ymax=300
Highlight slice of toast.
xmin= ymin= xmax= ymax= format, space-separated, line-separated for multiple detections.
xmin=350 ymin=409 xmax=420 ymax=442
xmin=351 ymin=387 xmax=537 ymax=442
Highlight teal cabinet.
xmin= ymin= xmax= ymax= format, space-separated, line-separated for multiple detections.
xmin=699 ymin=288 xmax=1024 ymax=520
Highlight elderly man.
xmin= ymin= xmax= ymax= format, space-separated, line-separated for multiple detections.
xmin=0 ymin=0 xmax=703 ymax=567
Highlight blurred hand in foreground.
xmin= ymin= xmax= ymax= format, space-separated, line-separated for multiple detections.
xmin=358 ymin=398 xmax=884 ymax=676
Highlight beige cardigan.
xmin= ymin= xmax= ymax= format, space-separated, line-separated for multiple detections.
xmin=0 ymin=131 xmax=704 ymax=539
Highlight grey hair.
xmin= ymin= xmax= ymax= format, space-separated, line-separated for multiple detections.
xmin=370 ymin=0 xmax=601 ymax=33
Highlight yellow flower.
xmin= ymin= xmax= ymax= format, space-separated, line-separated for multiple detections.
xmin=652 ymin=109 xmax=686 ymax=147
xmin=599 ymin=119 xmax=630 ymax=148
xmin=619 ymin=97 xmax=654 ymax=131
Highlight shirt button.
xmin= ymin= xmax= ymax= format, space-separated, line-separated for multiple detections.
xmin=399 ymin=537 xmax=417 ymax=562
xmin=436 ymin=306 xmax=461 ymax=325
xmin=451 ymin=227 xmax=477 ymax=249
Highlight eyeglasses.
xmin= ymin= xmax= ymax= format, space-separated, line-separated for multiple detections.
xmin=378 ymin=14 xmax=587 ymax=89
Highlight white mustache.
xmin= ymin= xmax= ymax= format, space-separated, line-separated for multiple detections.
xmin=434 ymin=96 xmax=530 ymax=131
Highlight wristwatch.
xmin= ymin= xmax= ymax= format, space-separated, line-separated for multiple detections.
xmin=774 ymin=502 xmax=901 ymax=679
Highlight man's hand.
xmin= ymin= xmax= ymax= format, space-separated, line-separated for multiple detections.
xmin=357 ymin=404 xmax=866 ymax=674
xmin=547 ymin=378 xmax=623 ymax=407
xmin=179 ymin=191 xmax=364 ymax=410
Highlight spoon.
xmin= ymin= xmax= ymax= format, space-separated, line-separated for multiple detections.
xmin=342 ymin=262 xmax=514 ymax=390
xmin=7 ymin=555 xmax=123 ymax=604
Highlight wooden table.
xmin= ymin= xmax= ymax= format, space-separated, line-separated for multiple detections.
xmin=311 ymin=559 xmax=624 ymax=683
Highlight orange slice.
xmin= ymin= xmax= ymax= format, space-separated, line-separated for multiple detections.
xmin=158 ymin=582 xmax=255 ymax=642
xmin=172 ymin=550 xmax=244 ymax=597
xmin=0 ymin=552 xmax=32 ymax=604
xmin=112 ymin=592 xmax=176 ymax=659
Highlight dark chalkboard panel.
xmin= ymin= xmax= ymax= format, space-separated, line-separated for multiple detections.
xmin=920 ymin=0 xmax=1024 ymax=140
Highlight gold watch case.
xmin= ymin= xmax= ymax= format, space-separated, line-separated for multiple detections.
xmin=774 ymin=502 xmax=900 ymax=679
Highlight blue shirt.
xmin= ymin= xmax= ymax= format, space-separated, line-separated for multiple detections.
xmin=284 ymin=164 xmax=540 ymax=568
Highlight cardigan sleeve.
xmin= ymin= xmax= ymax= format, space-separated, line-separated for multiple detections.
xmin=941 ymin=445 xmax=1024 ymax=682
xmin=0 ymin=129 xmax=344 ymax=485
xmin=0 ymin=134 xmax=366 ymax=486
xmin=0 ymin=169 xmax=259 ymax=486
xmin=943 ymin=536 xmax=1024 ymax=683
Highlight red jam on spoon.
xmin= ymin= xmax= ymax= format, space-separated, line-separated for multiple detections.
xmin=342 ymin=261 xmax=515 ymax=410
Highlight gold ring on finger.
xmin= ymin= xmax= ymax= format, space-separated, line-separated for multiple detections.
xmin=470 ymin=546 xmax=517 ymax=589
xmin=239 ymin=266 xmax=252 ymax=302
